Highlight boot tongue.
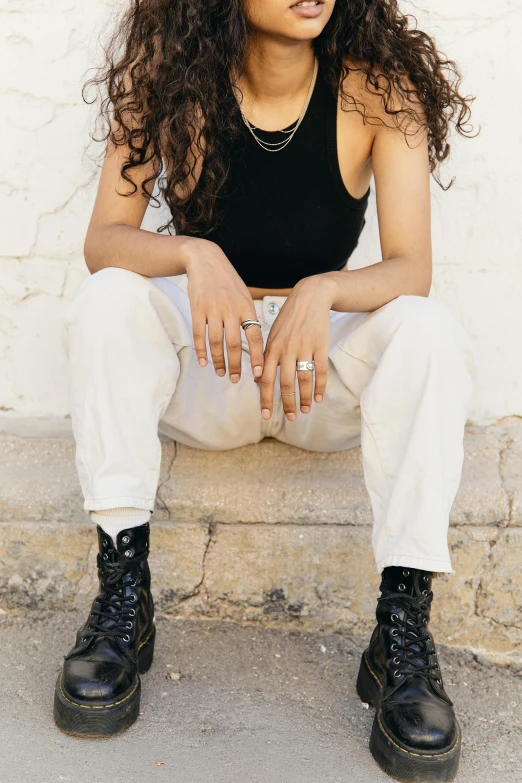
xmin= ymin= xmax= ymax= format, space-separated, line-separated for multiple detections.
xmin=379 ymin=567 xmax=435 ymax=677
xmin=94 ymin=528 xmax=137 ymax=635
xmin=96 ymin=523 xmax=150 ymax=564
xmin=380 ymin=566 xmax=432 ymax=597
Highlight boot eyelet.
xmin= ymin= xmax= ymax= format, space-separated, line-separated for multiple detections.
xmin=103 ymin=540 xmax=108 ymax=547
xmin=391 ymin=644 xmax=398 ymax=651
xmin=423 ymin=575 xmax=429 ymax=582
xmin=437 ymin=679 xmax=442 ymax=685
xmin=125 ymin=622 xmax=133 ymax=629
xmin=122 ymin=536 xmax=130 ymax=544
xmin=123 ymin=634 xmax=131 ymax=643
xmin=398 ymin=584 xmax=406 ymax=591
xmin=390 ymin=613 xmax=398 ymax=622
xmin=393 ymin=656 xmax=401 ymax=665
xmin=394 ymin=670 xmax=401 ymax=678
xmin=128 ymin=608 xmax=136 ymax=617
xmin=102 ymin=554 xmax=108 ymax=561
xmin=129 ymin=594 xmax=137 ymax=603
xmin=130 ymin=581 xmax=137 ymax=588
xmin=402 ymin=570 xmax=410 ymax=577
xmin=124 ymin=550 xmax=133 ymax=558
xmin=390 ymin=628 xmax=399 ymax=637
xmin=81 ymin=637 xmax=87 ymax=643
xmin=422 ymin=590 xmax=428 ymax=595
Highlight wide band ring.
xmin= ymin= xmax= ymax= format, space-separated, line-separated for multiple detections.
xmin=296 ymin=360 xmax=315 ymax=372
xmin=241 ymin=319 xmax=262 ymax=331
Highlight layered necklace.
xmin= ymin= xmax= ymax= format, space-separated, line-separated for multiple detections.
xmin=230 ymin=56 xmax=319 ymax=153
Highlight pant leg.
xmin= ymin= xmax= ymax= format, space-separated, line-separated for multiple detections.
xmin=62 ymin=268 xmax=263 ymax=514
xmin=278 ymin=295 xmax=476 ymax=574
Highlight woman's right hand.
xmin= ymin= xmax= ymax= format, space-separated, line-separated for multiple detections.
xmin=183 ymin=237 xmax=264 ymax=383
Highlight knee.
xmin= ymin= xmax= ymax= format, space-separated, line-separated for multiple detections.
xmin=68 ymin=268 xmax=149 ymax=327
xmin=381 ymin=296 xmax=477 ymax=383
xmin=387 ymin=295 xmax=467 ymax=348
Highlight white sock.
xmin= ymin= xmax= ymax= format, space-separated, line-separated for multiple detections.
xmin=90 ymin=507 xmax=151 ymax=541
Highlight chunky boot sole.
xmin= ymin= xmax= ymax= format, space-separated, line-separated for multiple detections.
xmin=53 ymin=625 xmax=155 ymax=738
xmin=357 ymin=651 xmax=461 ymax=783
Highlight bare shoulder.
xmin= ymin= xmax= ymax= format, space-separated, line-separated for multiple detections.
xmin=340 ymin=55 xmax=426 ymax=137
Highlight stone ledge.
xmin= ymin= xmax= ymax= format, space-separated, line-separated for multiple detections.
xmin=0 ymin=418 xmax=521 ymax=665
xmin=0 ymin=419 xmax=520 ymax=527
xmin=0 ymin=521 xmax=520 ymax=666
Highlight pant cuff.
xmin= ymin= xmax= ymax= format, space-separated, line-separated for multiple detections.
xmin=83 ymin=496 xmax=155 ymax=513
xmin=375 ymin=553 xmax=454 ymax=575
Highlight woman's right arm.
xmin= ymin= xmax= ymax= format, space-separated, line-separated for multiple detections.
xmin=84 ymin=140 xmax=264 ymax=382
xmin=84 ymin=139 xmax=197 ymax=277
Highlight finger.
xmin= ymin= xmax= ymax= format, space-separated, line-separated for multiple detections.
xmin=192 ymin=311 xmax=208 ymax=367
xmin=313 ymin=350 xmax=328 ymax=403
xmin=224 ymin=318 xmax=242 ymax=383
xmin=296 ymin=358 xmax=314 ymax=413
xmin=279 ymin=354 xmax=297 ymax=421
xmin=244 ymin=323 xmax=264 ymax=379
xmin=259 ymin=353 xmax=279 ymax=420
xmin=207 ymin=316 xmax=226 ymax=376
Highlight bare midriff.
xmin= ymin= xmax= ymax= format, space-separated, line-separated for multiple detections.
xmin=248 ymin=285 xmax=293 ymax=300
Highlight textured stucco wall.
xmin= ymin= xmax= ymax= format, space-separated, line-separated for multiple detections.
xmin=1 ymin=1 xmax=521 ymax=423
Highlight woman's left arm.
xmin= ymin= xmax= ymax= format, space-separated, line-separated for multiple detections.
xmin=320 ymin=118 xmax=433 ymax=312
xmin=259 ymin=117 xmax=432 ymax=421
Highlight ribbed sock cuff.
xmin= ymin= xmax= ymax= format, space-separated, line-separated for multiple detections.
xmin=90 ymin=507 xmax=152 ymax=540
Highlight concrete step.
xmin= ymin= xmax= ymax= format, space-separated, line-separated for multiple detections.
xmin=0 ymin=417 xmax=521 ymax=665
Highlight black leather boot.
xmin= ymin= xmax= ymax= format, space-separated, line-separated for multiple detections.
xmin=357 ymin=567 xmax=461 ymax=782
xmin=54 ymin=523 xmax=155 ymax=737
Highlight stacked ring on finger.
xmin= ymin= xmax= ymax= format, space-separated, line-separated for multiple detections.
xmin=241 ymin=319 xmax=262 ymax=331
xmin=296 ymin=360 xmax=315 ymax=372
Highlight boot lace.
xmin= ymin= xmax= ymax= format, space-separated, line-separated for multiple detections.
xmin=378 ymin=587 xmax=442 ymax=685
xmin=82 ymin=552 xmax=147 ymax=643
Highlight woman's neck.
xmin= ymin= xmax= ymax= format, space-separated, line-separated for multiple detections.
xmin=239 ymin=37 xmax=315 ymax=103
xmin=234 ymin=37 xmax=316 ymax=130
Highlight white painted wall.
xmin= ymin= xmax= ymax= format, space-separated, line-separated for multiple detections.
xmin=1 ymin=1 xmax=521 ymax=424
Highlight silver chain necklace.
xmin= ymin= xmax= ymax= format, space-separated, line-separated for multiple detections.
xmin=231 ymin=57 xmax=318 ymax=153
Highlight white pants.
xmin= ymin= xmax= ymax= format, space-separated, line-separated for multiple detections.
xmin=63 ymin=267 xmax=476 ymax=574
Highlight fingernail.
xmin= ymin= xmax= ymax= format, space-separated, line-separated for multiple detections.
xmin=315 ymin=394 xmax=323 ymax=403
xmin=199 ymin=358 xmax=207 ymax=367
xmin=253 ymin=365 xmax=262 ymax=377
xmin=216 ymin=369 xmax=225 ymax=377
xmin=262 ymin=409 xmax=271 ymax=420
xmin=231 ymin=374 xmax=240 ymax=383
xmin=287 ymin=412 xmax=296 ymax=421
xmin=301 ymin=406 xmax=310 ymax=414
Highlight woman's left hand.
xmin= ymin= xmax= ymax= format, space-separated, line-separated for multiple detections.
xmin=258 ymin=276 xmax=337 ymax=421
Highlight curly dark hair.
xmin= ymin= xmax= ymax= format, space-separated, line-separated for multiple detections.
xmin=84 ymin=0 xmax=474 ymax=236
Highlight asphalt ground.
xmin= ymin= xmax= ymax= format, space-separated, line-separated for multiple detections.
xmin=0 ymin=613 xmax=520 ymax=783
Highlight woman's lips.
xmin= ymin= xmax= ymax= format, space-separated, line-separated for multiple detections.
xmin=290 ymin=2 xmax=324 ymax=19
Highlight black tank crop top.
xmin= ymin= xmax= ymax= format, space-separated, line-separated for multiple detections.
xmin=184 ymin=64 xmax=370 ymax=289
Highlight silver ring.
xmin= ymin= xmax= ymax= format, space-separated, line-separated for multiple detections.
xmin=296 ymin=361 xmax=314 ymax=372
xmin=281 ymin=392 xmax=296 ymax=397
xmin=241 ymin=319 xmax=262 ymax=331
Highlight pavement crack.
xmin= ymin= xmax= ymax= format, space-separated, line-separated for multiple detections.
xmin=498 ymin=427 xmax=515 ymax=526
xmin=175 ymin=517 xmax=216 ymax=607
xmin=155 ymin=441 xmax=177 ymax=520
xmin=195 ymin=517 xmax=217 ymax=602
